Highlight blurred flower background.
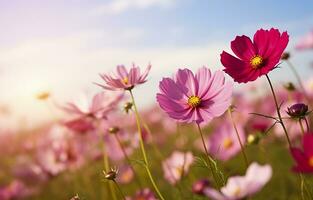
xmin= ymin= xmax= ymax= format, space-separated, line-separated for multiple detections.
xmin=0 ymin=0 xmax=313 ymax=200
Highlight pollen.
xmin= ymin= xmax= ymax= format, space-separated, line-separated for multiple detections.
xmin=308 ymin=156 xmax=313 ymax=167
xmin=223 ymin=138 xmax=233 ymax=149
xmin=188 ymin=96 xmax=201 ymax=108
xmin=250 ymin=55 xmax=263 ymax=69
xmin=233 ymin=187 xmax=241 ymax=197
xmin=122 ymin=77 xmax=129 ymax=85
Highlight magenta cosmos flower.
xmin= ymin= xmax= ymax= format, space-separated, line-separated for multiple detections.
xmin=97 ymin=63 xmax=152 ymax=90
xmin=290 ymin=133 xmax=313 ymax=173
xmin=221 ymin=28 xmax=289 ymax=83
xmin=156 ymin=67 xmax=233 ymax=124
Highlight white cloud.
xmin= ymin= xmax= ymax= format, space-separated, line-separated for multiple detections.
xmin=0 ymin=30 xmax=227 ymax=129
xmin=91 ymin=0 xmax=176 ymax=15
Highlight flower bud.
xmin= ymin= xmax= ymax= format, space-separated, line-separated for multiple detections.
xmin=192 ymin=179 xmax=210 ymax=195
xmin=70 ymin=194 xmax=80 ymax=200
xmin=108 ymin=126 xmax=120 ymax=134
xmin=123 ymin=102 xmax=133 ymax=114
xmin=283 ymin=82 xmax=296 ymax=91
xmin=281 ymin=52 xmax=290 ymax=60
xmin=247 ymin=134 xmax=260 ymax=145
xmin=103 ymin=167 xmax=118 ymax=181
xmin=286 ymin=103 xmax=309 ymax=119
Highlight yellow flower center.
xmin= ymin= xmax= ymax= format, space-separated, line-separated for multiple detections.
xmin=36 ymin=91 xmax=50 ymax=100
xmin=308 ymin=156 xmax=313 ymax=167
xmin=223 ymin=138 xmax=233 ymax=149
xmin=188 ymin=96 xmax=201 ymax=108
xmin=233 ymin=187 xmax=241 ymax=197
xmin=122 ymin=77 xmax=129 ymax=85
xmin=250 ymin=55 xmax=263 ymax=69
xmin=175 ymin=166 xmax=184 ymax=177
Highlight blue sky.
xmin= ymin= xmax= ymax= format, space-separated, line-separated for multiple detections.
xmin=0 ymin=0 xmax=312 ymax=128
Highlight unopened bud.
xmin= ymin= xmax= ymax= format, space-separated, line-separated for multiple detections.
xmin=286 ymin=103 xmax=309 ymax=119
xmin=283 ymin=82 xmax=296 ymax=91
xmin=247 ymin=134 xmax=260 ymax=145
xmin=281 ymin=52 xmax=290 ymax=60
xmin=109 ymin=126 xmax=120 ymax=134
xmin=123 ymin=102 xmax=133 ymax=114
xmin=103 ymin=167 xmax=118 ymax=181
xmin=192 ymin=179 xmax=210 ymax=195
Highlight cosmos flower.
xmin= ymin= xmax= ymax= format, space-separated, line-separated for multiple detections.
xmin=157 ymin=67 xmax=233 ymax=124
xmin=0 ymin=180 xmax=35 ymax=200
xmin=192 ymin=179 xmax=210 ymax=195
xmin=290 ymin=133 xmax=313 ymax=173
xmin=295 ymin=29 xmax=313 ymax=50
xmin=97 ymin=63 xmax=152 ymax=91
xmin=221 ymin=28 xmax=289 ymax=83
xmin=204 ymin=162 xmax=272 ymax=200
xmin=162 ymin=151 xmax=194 ymax=185
xmin=126 ymin=188 xmax=157 ymax=200
xmin=116 ymin=165 xmax=134 ymax=184
xmin=62 ymin=92 xmax=123 ymax=119
xmin=208 ymin=122 xmax=246 ymax=161
xmin=62 ymin=92 xmax=123 ymax=133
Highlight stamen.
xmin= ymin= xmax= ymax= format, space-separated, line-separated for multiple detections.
xmin=188 ymin=96 xmax=201 ymax=108
xmin=122 ymin=77 xmax=129 ymax=84
xmin=250 ymin=55 xmax=263 ymax=69
xmin=223 ymin=138 xmax=233 ymax=149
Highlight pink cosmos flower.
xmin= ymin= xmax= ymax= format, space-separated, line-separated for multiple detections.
xmin=62 ymin=92 xmax=123 ymax=132
xmin=295 ymin=29 xmax=313 ymax=50
xmin=157 ymin=67 xmax=233 ymax=124
xmin=126 ymin=188 xmax=157 ymax=200
xmin=290 ymin=133 xmax=313 ymax=173
xmin=221 ymin=28 xmax=289 ymax=83
xmin=204 ymin=162 xmax=272 ymax=200
xmin=0 ymin=180 xmax=35 ymax=200
xmin=162 ymin=151 xmax=194 ymax=185
xmin=63 ymin=92 xmax=123 ymax=119
xmin=116 ymin=165 xmax=134 ymax=184
xmin=208 ymin=122 xmax=246 ymax=161
xmin=97 ymin=63 xmax=152 ymax=90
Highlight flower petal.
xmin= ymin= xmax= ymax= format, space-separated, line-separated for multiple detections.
xmin=231 ymin=35 xmax=256 ymax=60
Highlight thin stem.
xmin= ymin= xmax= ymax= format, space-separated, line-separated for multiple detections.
xmin=299 ymin=119 xmax=305 ymax=135
xmin=196 ymin=123 xmax=221 ymax=188
xmin=99 ymin=132 xmax=117 ymax=200
xmin=129 ymin=90 xmax=165 ymax=200
xmin=265 ymin=74 xmax=292 ymax=148
xmin=113 ymin=180 xmax=126 ymax=200
xmin=249 ymin=112 xmax=279 ymax=121
xmin=114 ymin=134 xmax=143 ymax=188
xmin=228 ymin=108 xmax=249 ymax=168
xmin=301 ymin=174 xmax=305 ymax=200
xmin=304 ymin=118 xmax=310 ymax=132
xmin=286 ymin=60 xmax=309 ymax=100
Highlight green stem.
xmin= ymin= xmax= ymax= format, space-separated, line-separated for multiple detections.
xmin=228 ymin=108 xmax=249 ymax=168
xmin=129 ymin=90 xmax=165 ymax=200
xmin=113 ymin=180 xmax=127 ymax=200
xmin=286 ymin=61 xmax=309 ymax=100
xmin=99 ymin=127 xmax=117 ymax=200
xmin=114 ymin=134 xmax=143 ymax=188
xmin=196 ymin=123 xmax=221 ymax=188
xmin=299 ymin=119 xmax=305 ymax=135
xmin=265 ymin=74 xmax=292 ymax=148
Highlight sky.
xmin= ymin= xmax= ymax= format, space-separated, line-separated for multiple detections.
xmin=0 ymin=0 xmax=312 ymax=130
